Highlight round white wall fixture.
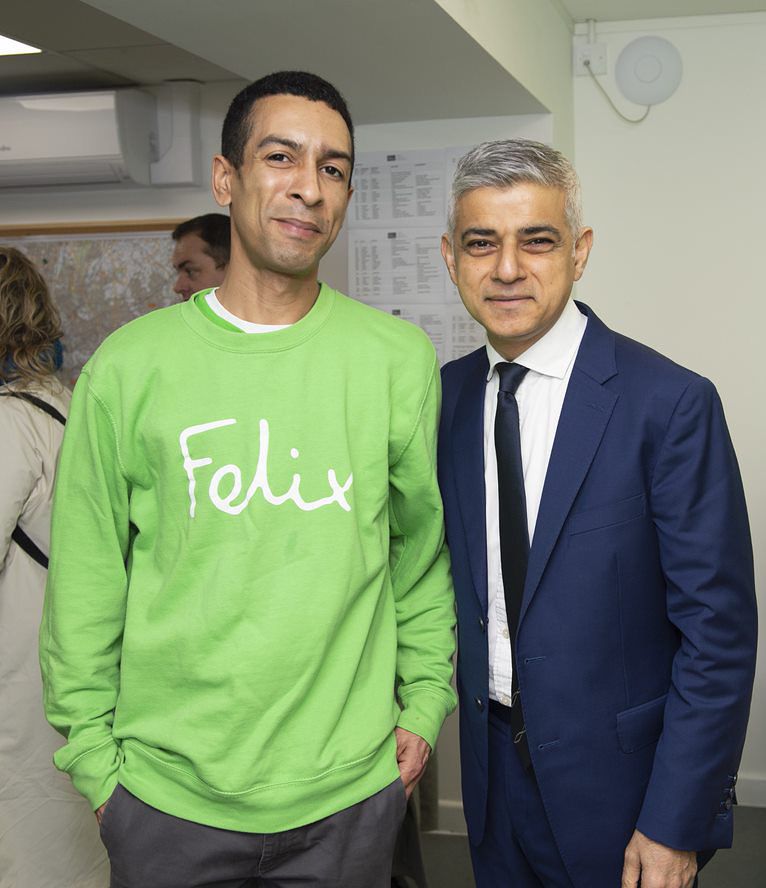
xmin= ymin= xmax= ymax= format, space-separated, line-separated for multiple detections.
xmin=615 ymin=36 xmax=682 ymax=106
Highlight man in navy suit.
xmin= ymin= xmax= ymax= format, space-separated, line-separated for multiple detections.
xmin=437 ymin=139 xmax=757 ymax=888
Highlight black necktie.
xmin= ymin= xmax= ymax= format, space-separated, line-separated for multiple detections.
xmin=494 ymin=362 xmax=532 ymax=769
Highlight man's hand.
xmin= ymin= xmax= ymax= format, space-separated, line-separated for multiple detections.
xmin=622 ymin=829 xmax=697 ymax=888
xmin=94 ymin=802 xmax=107 ymax=826
xmin=395 ymin=727 xmax=431 ymax=799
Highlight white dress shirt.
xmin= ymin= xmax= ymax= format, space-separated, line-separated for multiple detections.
xmin=485 ymin=299 xmax=587 ymax=704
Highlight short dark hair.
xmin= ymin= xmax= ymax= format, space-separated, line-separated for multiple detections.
xmin=221 ymin=71 xmax=354 ymax=173
xmin=172 ymin=213 xmax=231 ymax=268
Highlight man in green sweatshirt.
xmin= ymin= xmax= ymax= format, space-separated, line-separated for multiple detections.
xmin=41 ymin=71 xmax=456 ymax=888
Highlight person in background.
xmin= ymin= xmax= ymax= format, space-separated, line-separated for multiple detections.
xmin=0 ymin=246 xmax=108 ymax=888
xmin=41 ymin=71 xmax=455 ymax=887
xmin=437 ymin=139 xmax=757 ymax=888
xmin=171 ymin=212 xmax=230 ymax=300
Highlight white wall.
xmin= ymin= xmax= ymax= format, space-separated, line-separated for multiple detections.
xmin=574 ymin=12 xmax=766 ymax=806
xmin=435 ymin=0 xmax=575 ymax=154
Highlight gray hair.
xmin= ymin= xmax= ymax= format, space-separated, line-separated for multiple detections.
xmin=447 ymin=139 xmax=583 ymax=238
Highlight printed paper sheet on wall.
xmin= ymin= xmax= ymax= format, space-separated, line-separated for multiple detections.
xmin=348 ymin=148 xmax=485 ymax=365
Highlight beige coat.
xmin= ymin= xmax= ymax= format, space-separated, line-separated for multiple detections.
xmin=0 ymin=379 xmax=108 ymax=888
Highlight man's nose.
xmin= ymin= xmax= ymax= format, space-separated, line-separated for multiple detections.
xmin=289 ymin=161 xmax=322 ymax=206
xmin=492 ymin=245 xmax=525 ymax=283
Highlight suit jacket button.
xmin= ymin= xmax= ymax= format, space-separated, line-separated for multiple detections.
xmin=724 ymin=798 xmax=733 ymax=810
xmin=478 ymin=617 xmax=486 ymax=632
xmin=475 ymin=697 xmax=484 ymax=712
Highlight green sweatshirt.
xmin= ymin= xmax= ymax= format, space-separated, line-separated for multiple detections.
xmin=40 ymin=285 xmax=456 ymax=833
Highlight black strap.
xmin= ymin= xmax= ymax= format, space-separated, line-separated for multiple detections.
xmin=11 ymin=525 xmax=49 ymax=569
xmin=0 ymin=390 xmax=66 ymax=425
xmin=1 ymin=389 xmax=66 ymax=569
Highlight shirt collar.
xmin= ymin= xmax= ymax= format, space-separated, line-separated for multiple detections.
xmin=485 ymin=298 xmax=587 ymax=382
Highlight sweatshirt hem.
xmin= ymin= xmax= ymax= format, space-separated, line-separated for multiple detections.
xmin=118 ymin=733 xmax=399 ymax=833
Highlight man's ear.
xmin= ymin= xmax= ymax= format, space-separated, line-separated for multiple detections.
xmin=573 ymin=227 xmax=594 ymax=281
xmin=212 ymin=155 xmax=235 ymax=208
xmin=441 ymin=233 xmax=458 ymax=286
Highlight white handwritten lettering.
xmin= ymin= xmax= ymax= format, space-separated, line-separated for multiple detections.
xmin=179 ymin=419 xmax=237 ymax=517
xmin=179 ymin=417 xmax=353 ymax=517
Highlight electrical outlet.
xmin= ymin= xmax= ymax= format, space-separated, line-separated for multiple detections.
xmin=573 ymin=43 xmax=607 ymax=76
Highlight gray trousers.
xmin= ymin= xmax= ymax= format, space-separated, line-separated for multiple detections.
xmin=99 ymin=780 xmax=407 ymax=888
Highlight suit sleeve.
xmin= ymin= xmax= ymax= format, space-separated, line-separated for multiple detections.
xmin=39 ymin=370 xmax=130 ymax=810
xmin=636 ymin=375 xmax=757 ymax=850
xmin=389 ymin=356 xmax=457 ymax=749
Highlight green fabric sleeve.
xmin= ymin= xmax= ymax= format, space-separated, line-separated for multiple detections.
xmin=40 ymin=370 xmax=129 ymax=810
xmin=389 ymin=357 xmax=457 ymax=749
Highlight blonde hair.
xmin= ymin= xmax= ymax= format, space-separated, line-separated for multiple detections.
xmin=0 ymin=246 xmax=63 ymax=384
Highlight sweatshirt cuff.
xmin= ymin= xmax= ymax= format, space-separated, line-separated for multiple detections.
xmin=53 ymin=737 xmax=123 ymax=810
xmin=397 ymin=690 xmax=454 ymax=750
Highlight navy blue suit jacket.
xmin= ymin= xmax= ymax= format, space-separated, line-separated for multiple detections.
xmin=438 ymin=303 xmax=757 ymax=885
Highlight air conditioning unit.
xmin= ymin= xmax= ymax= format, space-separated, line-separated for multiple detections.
xmin=0 ymin=89 xmax=157 ymax=187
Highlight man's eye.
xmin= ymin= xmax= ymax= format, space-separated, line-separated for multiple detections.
xmin=466 ymin=240 xmax=493 ymax=250
xmin=526 ymin=238 xmax=556 ymax=251
xmin=322 ymin=165 xmax=344 ymax=180
xmin=267 ymin=152 xmax=290 ymax=163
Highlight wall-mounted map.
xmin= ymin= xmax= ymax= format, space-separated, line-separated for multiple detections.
xmin=3 ymin=230 xmax=177 ymax=385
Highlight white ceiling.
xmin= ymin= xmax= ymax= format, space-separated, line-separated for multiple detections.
xmin=0 ymin=0 xmax=544 ymax=123
xmin=1 ymin=0 xmax=763 ymax=123
xmin=0 ymin=0 xmax=239 ymax=94
xmin=77 ymin=0 xmax=548 ymax=123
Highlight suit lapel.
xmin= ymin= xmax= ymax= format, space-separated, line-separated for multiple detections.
xmin=521 ymin=304 xmax=619 ymax=623
xmin=450 ymin=350 xmax=490 ymax=612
